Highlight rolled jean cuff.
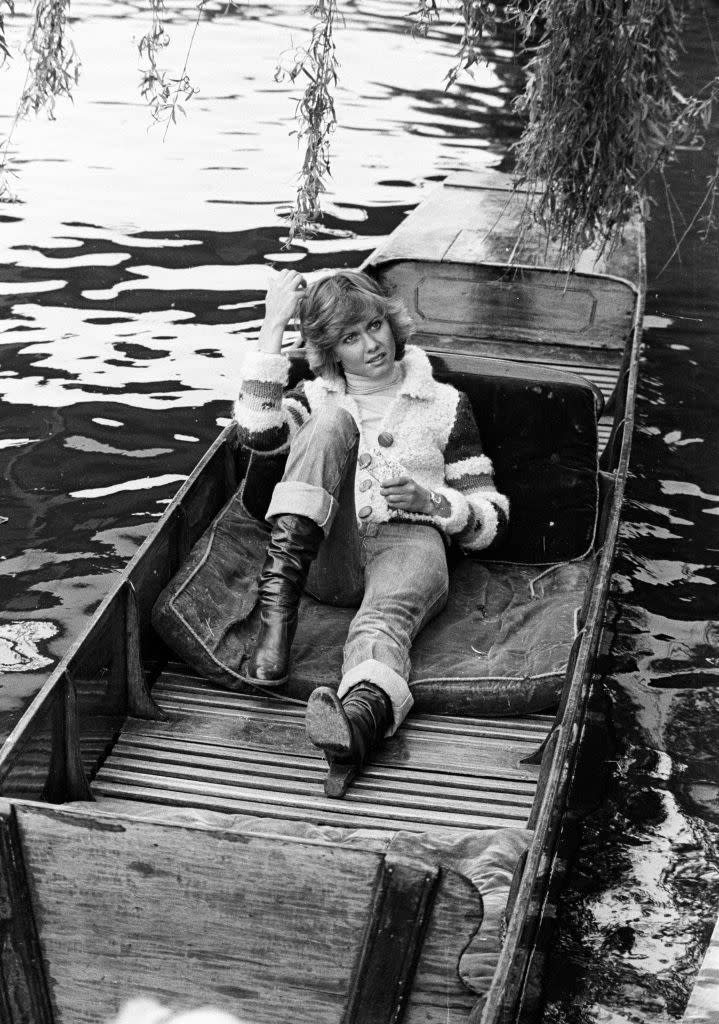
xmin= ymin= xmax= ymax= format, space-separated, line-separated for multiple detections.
xmin=338 ymin=660 xmax=414 ymax=736
xmin=266 ymin=481 xmax=338 ymax=537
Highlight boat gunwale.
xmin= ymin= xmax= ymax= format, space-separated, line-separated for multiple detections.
xmin=0 ymin=424 xmax=236 ymax=786
xmin=479 ymin=220 xmax=646 ymax=1023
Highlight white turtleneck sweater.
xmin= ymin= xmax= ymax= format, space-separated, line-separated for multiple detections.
xmin=344 ymin=366 xmax=402 ymax=450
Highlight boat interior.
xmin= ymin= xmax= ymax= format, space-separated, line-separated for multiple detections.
xmin=0 ymin=171 xmax=644 ymax=1024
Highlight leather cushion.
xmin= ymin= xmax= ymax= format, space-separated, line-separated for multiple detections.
xmin=430 ymin=351 xmax=599 ymax=563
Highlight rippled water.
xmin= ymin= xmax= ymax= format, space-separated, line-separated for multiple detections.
xmin=0 ymin=0 xmax=520 ymax=715
xmin=1 ymin=1 xmax=718 ymax=1020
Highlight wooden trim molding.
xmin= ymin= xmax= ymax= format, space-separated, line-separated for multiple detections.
xmin=125 ymin=582 xmax=167 ymax=722
xmin=0 ymin=800 xmax=54 ymax=1024
xmin=344 ymin=853 xmax=440 ymax=1024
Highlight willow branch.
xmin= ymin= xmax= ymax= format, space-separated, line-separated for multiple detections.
xmin=409 ymin=0 xmax=440 ymax=36
xmin=276 ymin=0 xmax=340 ymax=244
xmin=445 ymin=0 xmax=496 ymax=87
xmin=0 ymin=0 xmax=14 ymax=66
xmin=19 ymin=0 xmax=80 ymax=118
xmin=138 ymin=0 xmax=203 ymax=132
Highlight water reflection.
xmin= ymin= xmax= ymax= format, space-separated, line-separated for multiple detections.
xmin=542 ymin=2 xmax=719 ymax=1012
xmin=1 ymin=0 xmax=512 ymax=719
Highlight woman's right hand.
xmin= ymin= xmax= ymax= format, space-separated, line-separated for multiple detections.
xmin=259 ymin=269 xmax=307 ymax=353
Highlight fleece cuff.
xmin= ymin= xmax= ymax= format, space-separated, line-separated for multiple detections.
xmin=239 ymin=349 xmax=290 ymax=387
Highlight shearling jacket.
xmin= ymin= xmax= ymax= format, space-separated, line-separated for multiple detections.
xmin=233 ymin=344 xmax=509 ymax=552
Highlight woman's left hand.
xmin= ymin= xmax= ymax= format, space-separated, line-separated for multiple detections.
xmin=380 ymin=476 xmax=434 ymax=514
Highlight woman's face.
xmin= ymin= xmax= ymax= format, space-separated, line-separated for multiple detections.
xmin=334 ymin=312 xmax=396 ymax=379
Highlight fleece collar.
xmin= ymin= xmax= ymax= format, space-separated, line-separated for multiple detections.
xmin=315 ymin=345 xmax=436 ymax=401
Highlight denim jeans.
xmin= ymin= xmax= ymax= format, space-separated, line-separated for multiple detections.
xmin=265 ymin=406 xmax=450 ymax=732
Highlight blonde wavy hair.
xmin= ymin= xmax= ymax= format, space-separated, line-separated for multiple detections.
xmin=297 ymin=271 xmax=414 ymax=379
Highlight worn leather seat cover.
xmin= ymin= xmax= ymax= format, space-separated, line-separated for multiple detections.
xmin=429 ymin=351 xmax=600 ymax=563
xmin=153 ymin=486 xmax=592 ymax=717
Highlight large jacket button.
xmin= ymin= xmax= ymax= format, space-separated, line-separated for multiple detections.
xmin=358 ymin=505 xmax=372 ymax=518
xmin=359 ymin=478 xmax=372 ymax=492
xmin=378 ymin=432 xmax=394 ymax=447
xmin=358 ymin=453 xmax=372 ymax=468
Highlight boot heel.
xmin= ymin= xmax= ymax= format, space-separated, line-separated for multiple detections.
xmin=306 ymin=682 xmax=392 ymax=798
xmin=305 ymin=687 xmax=353 ymax=755
xmin=324 ymin=760 xmax=357 ymax=798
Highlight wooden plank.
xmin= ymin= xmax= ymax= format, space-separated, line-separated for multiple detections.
xmin=15 ymin=802 xmax=481 ymax=1024
xmin=417 ymin=338 xmax=625 ymax=370
xmin=684 ymin=912 xmax=719 ymax=1024
xmin=91 ymin=779 xmax=522 ymax=834
xmin=128 ymin=707 xmax=542 ymax=783
xmin=383 ymin=261 xmax=634 ymax=352
xmin=123 ymin=582 xmax=167 ymax=722
xmin=344 ymin=855 xmax=439 ymax=1024
xmin=367 ymin=174 xmax=642 ymax=286
xmin=91 ymin=666 xmax=546 ymax=837
xmin=62 ymin=674 xmax=93 ymax=803
xmin=109 ymin=739 xmax=537 ymax=803
xmin=404 ymin=865 xmax=482 ymax=1021
xmin=129 ymin=431 xmax=236 ymax=640
xmin=154 ymin=679 xmax=553 ymax=739
xmin=155 ymin=682 xmax=551 ymax=743
xmin=0 ymin=695 xmax=58 ymax=801
xmin=92 ymin=767 xmax=529 ymax=829
xmin=98 ymin=754 xmax=534 ymax=814
xmin=0 ymin=801 xmax=53 ymax=1024
xmin=116 ymin=729 xmax=543 ymax=779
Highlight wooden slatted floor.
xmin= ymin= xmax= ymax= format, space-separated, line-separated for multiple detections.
xmin=93 ymin=671 xmax=553 ymax=837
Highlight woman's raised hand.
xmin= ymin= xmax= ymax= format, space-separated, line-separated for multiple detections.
xmin=258 ymin=269 xmax=307 ymax=354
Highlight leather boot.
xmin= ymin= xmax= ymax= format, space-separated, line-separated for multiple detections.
xmin=306 ymin=683 xmax=392 ymax=765
xmin=243 ymin=514 xmax=324 ymax=687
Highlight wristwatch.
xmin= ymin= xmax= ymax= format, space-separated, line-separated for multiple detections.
xmin=429 ymin=490 xmax=443 ymax=508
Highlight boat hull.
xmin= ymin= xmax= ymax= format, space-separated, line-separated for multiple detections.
xmin=0 ymin=170 xmax=646 ymax=1024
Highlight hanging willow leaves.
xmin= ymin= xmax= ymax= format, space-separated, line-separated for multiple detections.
xmin=19 ymin=0 xmax=80 ymax=118
xmin=409 ymin=0 xmax=440 ymax=36
xmin=138 ymin=0 xmax=172 ymax=119
xmin=510 ymin=0 xmax=719 ymax=255
xmin=0 ymin=0 xmax=14 ymax=65
xmin=444 ymin=0 xmax=496 ymax=88
xmin=2 ymin=0 xmax=718 ymax=259
xmin=407 ymin=0 xmax=719 ymax=258
xmin=138 ymin=0 xmax=205 ymax=135
xmin=276 ymin=0 xmax=339 ymax=243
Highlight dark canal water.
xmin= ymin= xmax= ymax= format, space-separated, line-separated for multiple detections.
xmin=1 ymin=1 xmax=718 ymax=1020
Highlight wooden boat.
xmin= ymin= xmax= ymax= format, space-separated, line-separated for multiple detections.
xmin=0 ymin=169 xmax=646 ymax=1024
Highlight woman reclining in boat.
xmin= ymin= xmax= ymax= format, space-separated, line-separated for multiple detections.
xmin=233 ymin=269 xmax=509 ymax=794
